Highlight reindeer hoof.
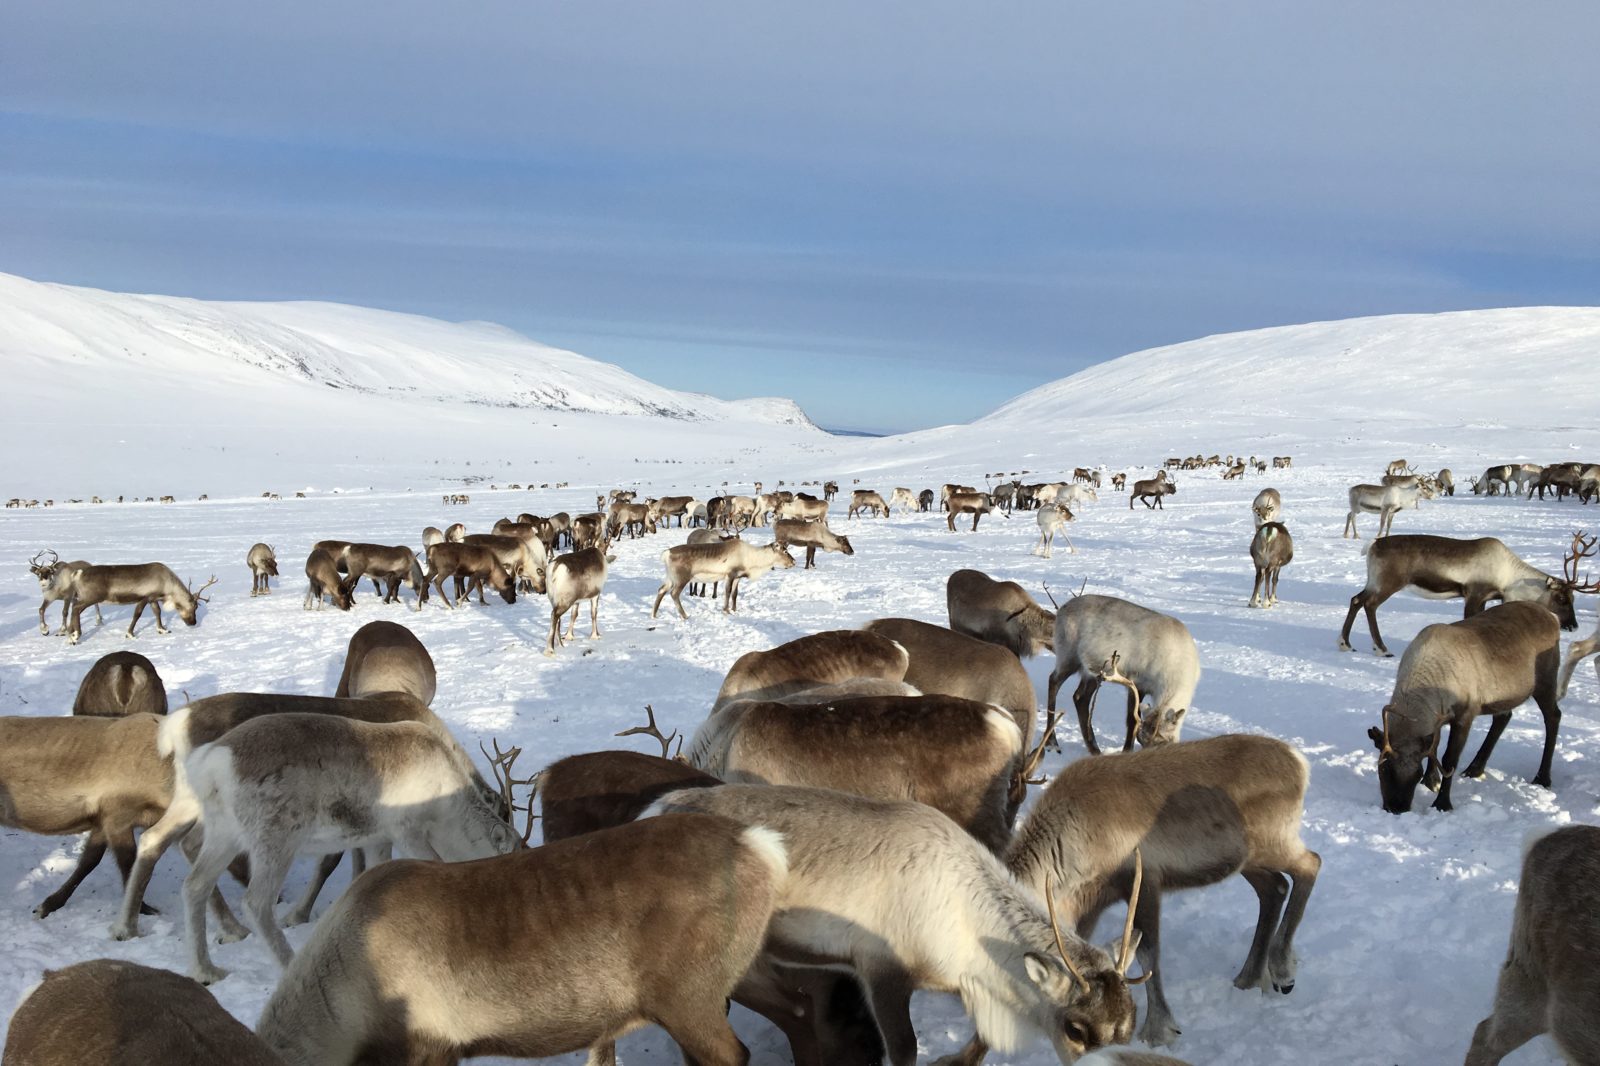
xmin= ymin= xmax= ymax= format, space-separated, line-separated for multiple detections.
xmin=32 ymin=901 xmax=59 ymax=920
xmin=1274 ymin=978 xmax=1295 ymax=994
xmin=109 ymin=921 xmax=139 ymax=942
xmin=1337 ymin=641 xmax=1351 ymax=651
xmin=194 ymin=965 xmax=229 ymax=986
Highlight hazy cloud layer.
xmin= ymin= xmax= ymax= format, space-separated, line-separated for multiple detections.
xmin=4 ymin=1 xmax=1596 ymax=431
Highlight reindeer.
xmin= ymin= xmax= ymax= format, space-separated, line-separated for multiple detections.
xmin=947 ymin=490 xmax=996 ymax=531
xmin=1034 ymin=504 xmax=1075 ymax=558
xmin=1465 ymin=824 xmax=1600 ymax=1065
xmin=545 ymin=544 xmax=615 ymax=655
xmin=1436 ymin=468 xmax=1456 ymax=496
xmin=423 ymin=542 xmax=516 ymax=608
xmin=304 ymin=548 xmax=353 ymax=611
xmin=712 ymin=629 xmax=910 ymax=714
xmin=334 ymin=620 xmax=437 ymax=704
xmin=571 ymin=511 xmax=607 ymax=549
xmin=1340 ymin=532 xmax=1590 ymax=656
xmin=848 ymin=489 xmax=889 ymax=518
xmin=421 ymin=525 xmax=446 ymax=548
xmin=2 ymin=959 xmax=283 ymax=1065
xmin=938 ymin=734 xmax=1320 ymax=1054
xmin=1509 ymin=464 xmax=1543 ymax=496
xmin=537 ymin=750 xmax=883 ymax=1066
xmin=177 ymin=713 xmax=522 ymax=982
xmin=1045 ymin=594 xmax=1200 ymax=754
xmin=940 ymin=482 xmax=976 ymax=510
xmin=947 ymin=568 xmax=1056 ymax=659
xmin=1252 ymin=487 xmax=1282 ymax=528
xmin=1342 ymin=481 xmax=1431 ymax=538
xmin=463 ymin=531 xmax=548 ymax=593
xmin=1557 ymin=610 xmax=1600 ymax=699
xmin=246 ymin=543 xmax=277 ymax=596
xmin=652 ymin=494 xmax=696 ymax=527
xmin=823 ymin=479 xmax=839 ymax=500
xmin=257 ymin=813 xmax=786 ymax=1066
xmin=342 ymin=543 xmax=429 ymax=607
xmin=918 ymin=488 xmax=935 ymax=511
xmin=776 ymin=493 xmax=829 ymax=521
xmin=1530 ymin=462 xmax=1587 ymax=500
xmin=72 ymin=650 xmax=168 ymax=717
xmin=67 ymin=565 xmax=216 ymax=643
xmin=1129 ymin=478 xmax=1177 ymax=509
xmin=444 ymin=521 xmax=467 ymax=542
xmin=651 ymin=784 xmax=1141 ymax=1066
xmin=1249 ymin=522 xmax=1294 ymax=608
xmin=1221 ymin=460 xmax=1247 ymax=480
xmin=1475 ymin=464 xmax=1515 ymax=496
xmin=1111 ymin=472 xmax=1127 ymax=491
xmin=1386 ymin=458 xmax=1410 ymax=477
xmin=31 ymin=551 xmax=99 ymax=635
xmin=110 ymin=690 xmax=496 ymax=941
xmin=1367 ymin=601 xmax=1564 ymax=814
xmin=1272 ymin=455 xmax=1293 ymax=468
xmin=773 ymin=517 xmax=854 ymax=568
xmin=888 ymin=486 xmax=917 ymax=513
xmin=0 ymin=715 xmax=172 ymax=919
xmin=652 ymin=539 xmax=795 ymax=618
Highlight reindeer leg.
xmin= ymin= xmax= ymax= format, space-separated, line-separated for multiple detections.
xmin=1463 ymin=713 xmax=1510 ymax=779
xmin=241 ymin=844 xmax=296 ymax=967
xmin=1432 ymin=718 xmax=1474 ymax=811
xmin=126 ymin=599 xmax=146 ymax=638
xmin=1074 ymin=677 xmax=1103 ymax=756
xmin=182 ymin=829 xmax=240 ymax=984
xmin=673 ymin=583 xmax=689 ymax=620
xmin=859 ymin=966 xmax=919 ymax=1066
xmin=1530 ymin=685 xmax=1562 ymax=788
xmin=152 ymin=600 xmax=170 ymax=634
xmin=283 ymin=852 xmax=345 ymax=927
xmin=1121 ymin=686 xmax=1140 ymax=751
xmin=1266 ymin=849 xmax=1320 ymax=994
xmin=1131 ymin=882 xmax=1182 ymax=1047
xmin=589 ymin=596 xmax=600 ymax=639
xmin=1234 ymin=868 xmax=1288 ymax=991
xmin=34 ymin=831 xmax=108 ymax=919
xmin=66 ymin=602 xmax=85 ymax=644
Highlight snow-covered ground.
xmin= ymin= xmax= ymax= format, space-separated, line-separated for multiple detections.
xmin=3 ymin=289 xmax=1597 ymax=1064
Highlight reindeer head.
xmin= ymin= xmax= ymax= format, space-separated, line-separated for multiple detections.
xmin=28 ymin=549 xmax=61 ymax=589
xmin=834 ymin=534 xmax=855 ymax=556
xmin=1368 ymin=707 xmax=1433 ymax=814
xmin=492 ymin=564 xmax=518 ymax=603
xmin=1547 ymin=531 xmax=1600 ymax=630
xmin=179 ymin=575 xmax=219 ymax=625
xmin=1027 ymin=861 xmax=1144 ymax=1059
xmin=771 ymin=544 xmax=798 ymax=570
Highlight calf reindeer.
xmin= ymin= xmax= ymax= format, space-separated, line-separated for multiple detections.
xmin=1465 ymin=824 xmax=1600 ymax=1065
xmin=246 ymin=543 xmax=277 ymax=596
xmin=1249 ymin=522 xmax=1293 ymax=608
xmin=545 ymin=545 xmax=614 ymax=655
xmin=1251 ymin=487 xmax=1281 ymax=528
xmin=1034 ymin=504 xmax=1075 ymax=557
xmin=1129 ymin=478 xmax=1177 ymax=509
xmin=848 ymin=489 xmax=889 ymax=518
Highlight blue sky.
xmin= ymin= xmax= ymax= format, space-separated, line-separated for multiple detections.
xmin=3 ymin=2 xmax=1597 ymax=433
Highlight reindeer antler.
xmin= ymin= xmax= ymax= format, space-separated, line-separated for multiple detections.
xmin=615 ymin=704 xmax=681 ymax=760
xmin=480 ymin=738 xmax=540 ymax=843
xmin=1098 ymin=652 xmax=1141 ymax=711
xmin=191 ymin=575 xmax=219 ymax=603
xmin=1044 ymin=873 xmax=1092 ymax=994
xmin=1564 ymin=531 xmax=1598 ymax=590
xmin=1119 ymin=848 xmax=1151 ymax=983
xmin=1041 ymin=581 xmax=1059 ymax=609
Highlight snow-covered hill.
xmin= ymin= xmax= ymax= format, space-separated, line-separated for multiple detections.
xmin=0 ymin=272 xmax=818 ymax=497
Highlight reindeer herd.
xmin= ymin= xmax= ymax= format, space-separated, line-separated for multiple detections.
xmin=5 ymin=450 xmax=1600 ymax=1065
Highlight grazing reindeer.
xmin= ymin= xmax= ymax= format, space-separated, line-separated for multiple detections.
xmin=177 ymin=713 xmax=522 ymax=982
xmin=1465 ymin=824 xmax=1600 ymax=1066
xmin=545 ymin=544 xmax=615 ymax=655
xmin=1475 ymin=465 xmax=1515 ymax=496
xmin=947 ymin=568 xmax=1056 ymax=659
xmin=947 ymin=734 xmax=1320 ymax=1053
xmin=111 ymin=690 xmax=494 ymax=940
xmin=947 ymin=490 xmax=996 ymax=531
xmin=1340 ymin=532 xmax=1589 ymax=656
xmin=2 ymin=958 xmax=283 ymax=1065
xmin=888 ymin=486 xmax=917 ymax=513
xmin=342 ymin=543 xmax=429 ymax=607
xmin=918 ymin=488 xmax=935 ymax=511
xmin=652 ymin=494 xmax=697 ymax=527
xmin=1436 ymin=467 xmax=1456 ymax=496
xmin=687 ymin=693 xmax=1021 ymax=853
xmin=863 ymin=618 xmax=1036 ymax=753
xmin=1367 ymin=601 xmax=1563 ymax=813
xmin=571 ymin=511 xmax=606 ymax=549
xmin=0 ymin=714 xmax=172 ymax=918
xmin=537 ymin=750 xmax=884 ymax=1066
xmin=713 ymin=629 xmax=911 ymax=714
xmin=1221 ymin=460 xmax=1246 ymax=480
xmin=651 ymin=784 xmax=1142 ymax=1066
xmin=1129 ymin=478 xmax=1177 ymax=509
xmin=773 ymin=517 xmax=854 ymax=568
xmin=1249 ymin=523 xmax=1294 ymax=608
xmin=72 ymin=650 xmax=167 ymax=717
xmin=1059 ymin=483 xmax=1097 ymax=508
xmin=848 ymin=489 xmax=889 ymax=518
xmin=1252 ymin=487 xmax=1282 ymax=528
xmin=1343 ymin=481 xmax=1432 ymax=538
xmin=1046 ymin=594 xmax=1200 ymax=754
xmin=334 ymin=620 xmax=437 ymax=704
xmin=1034 ymin=503 xmax=1075 ymax=557
xmin=423 ymin=542 xmax=516 ymax=608
xmin=303 ymin=548 xmax=353 ymax=611
xmin=246 ymin=543 xmax=278 ymax=596
xmin=31 ymin=550 xmax=99 ymax=635
xmin=776 ymin=493 xmax=829 ymax=521
xmin=463 ymin=531 xmax=548 ymax=593
xmin=67 ymin=565 xmax=216 ymax=643
xmin=1386 ymin=458 xmax=1410 ymax=477
xmin=607 ymin=499 xmax=656 ymax=539
xmin=652 ymin=539 xmax=795 ymax=618
xmin=422 ymin=525 xmax=446 ymax=548
xmin=257 ymin=814 xmax=786 ymax=1066
xmin=444 ymin=521 xmax=467 ymax=542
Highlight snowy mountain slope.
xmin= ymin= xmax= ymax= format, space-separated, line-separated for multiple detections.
xmin=0 ymin=272 xmax=817 ymax=497
xmin=841 ymin=308 xmax=1600 ymax=482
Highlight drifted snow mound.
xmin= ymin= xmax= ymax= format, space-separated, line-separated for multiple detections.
xmin=985 ymin=308 xmax=1600 ymax=427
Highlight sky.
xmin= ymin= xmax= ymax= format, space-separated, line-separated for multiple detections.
xmin=3 ymin=2 xmax=1598 ymax=434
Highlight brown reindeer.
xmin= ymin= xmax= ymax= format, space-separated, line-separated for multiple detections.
xmin=773 ymin=517 xmax=854 ymax=568
xmin=947 ymin=490 xmax=997 ymax=531
xmin=1340 ymin=532 xmax=1590 ymax=656
xmin=423 ymin=543 xmax=516 ymax=608
xmin=545 ymin=544 xmax=614 ymax=655
xmin=1129 ymin=478 xmax=1177 ymax=509
xmin=652 ymin=539 xmax=795 ymax=618
xmin=1465 ymin=824 xmax=1600 ymax=1065
xmin=246 ymin=543 xmax=278 ymax=596
xmin=334 ymin=620 xmax=437 ymax=704
xmin=67 ymin=565 xmax=216 ymax=643
xmin=341 ymin=543 xmax=428 ymax=607
xmin=256 ymin=814 xmax=787 ymax=1066
xmin=303 ymin=548 xmax=352 ymax=611
xmin=71 ymin=650 xmax=168 ymax=717
xmin=1249 ymin=522 xmax=1294 ymax=608
xmin=31 ymin=551 xmax=99 ymax=635
xmin=947 ymin=567 xmax=1056 ymax=659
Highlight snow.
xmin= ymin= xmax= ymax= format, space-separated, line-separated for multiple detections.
xmin=3 ymin=285 xmax=1597 ymax=1064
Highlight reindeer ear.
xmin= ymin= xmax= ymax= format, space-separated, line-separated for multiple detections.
xmin=1103 ymin=930 xmax=1141 ymax=963
xmin=1023 ymin=952 xmax=1065 ymax=990
xmin=1367 ymin=726 xmax=1386 ymax=750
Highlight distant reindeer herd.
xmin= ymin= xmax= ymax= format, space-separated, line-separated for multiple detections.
xmin=6 ymin=447 xmax=1600 ymax=1065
